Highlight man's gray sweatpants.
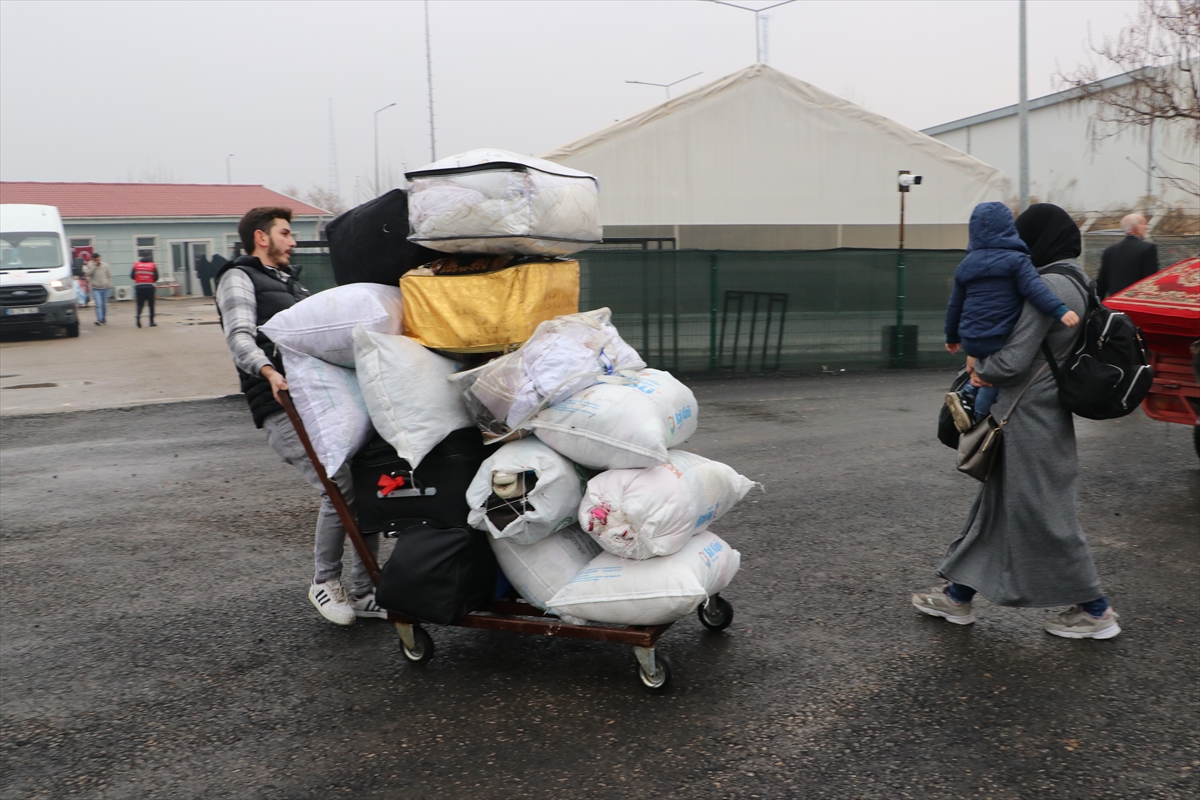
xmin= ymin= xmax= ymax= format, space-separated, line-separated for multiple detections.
xmin=262 ymin=410 xmax=379 ymax=597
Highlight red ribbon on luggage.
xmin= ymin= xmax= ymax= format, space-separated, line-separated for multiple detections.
xmin=377 ymin=474 xmax=406 ymax=495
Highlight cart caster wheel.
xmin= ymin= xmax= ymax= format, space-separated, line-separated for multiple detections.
xmin=400 ymin=626 xmax=434 ymax=665
xmin=698 ymin=595 xmax=734 ymax=632
xmin=638 ymin=652 xmax=673 ymax=693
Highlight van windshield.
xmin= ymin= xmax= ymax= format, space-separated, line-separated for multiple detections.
xmin=1 ymin=232 xmax=64 ymax=269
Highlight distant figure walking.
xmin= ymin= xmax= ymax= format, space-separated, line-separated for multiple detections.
xmin=131 ymin=255 xmax=159 ymax=327
xmin=196 ymin=253 xmax=214 ymax=297
xmin=85 ymin=253 xmax=113 ymax=326
xmin=1097 ymin=214 xmax=1159 ymax=299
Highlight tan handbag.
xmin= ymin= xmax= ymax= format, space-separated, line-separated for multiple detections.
xmin=956 ymin=361 xmax=1050 ymax=482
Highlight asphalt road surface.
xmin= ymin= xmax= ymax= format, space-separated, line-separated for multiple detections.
xmin=1 ymin=371 xmax=1197 ymax=799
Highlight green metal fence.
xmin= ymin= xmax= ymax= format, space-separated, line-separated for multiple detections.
xmin=289 ymin=245 xmax=966 ymax=373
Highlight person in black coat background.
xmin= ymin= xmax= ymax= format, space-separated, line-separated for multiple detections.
xmin=195 ymin=254 xmax=213 ymax=297
xmin=1097 ymin=214 xmax=1159 ymax=298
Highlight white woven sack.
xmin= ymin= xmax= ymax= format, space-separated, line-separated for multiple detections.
xmin=466 ymin=437 xmax=586 ymax=545
xmin=582 ymin=450 xmax=755 ymax=560
xmin=528 ymin=369 xmax=697 ymax=470
xmin=259 ymin=284 xmax=404 ymax=367
xmin=447 ymin=308 xmax=644 ymax=438
xmin=352 ymin=326 xmax=471 ymax=469
xmin=547 ymin=530 xmax=740 ymax=626
xmin=489 ymin=525 xmax=601 ymax=625
xmin=278 ymin=344 xmax=374 ymax=476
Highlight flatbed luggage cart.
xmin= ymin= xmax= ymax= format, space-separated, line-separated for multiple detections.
xmin=278 ymin=391 xmax=734 ymax=692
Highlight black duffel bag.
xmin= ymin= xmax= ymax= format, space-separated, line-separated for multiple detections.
xmin=325 ymin=189 xmax=440 ymax=286
xmin=375 ymin=523 xmax=498 ymax=624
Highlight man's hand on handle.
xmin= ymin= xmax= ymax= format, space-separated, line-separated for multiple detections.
xmin=262 ymin=365 xmax=288 ymax=403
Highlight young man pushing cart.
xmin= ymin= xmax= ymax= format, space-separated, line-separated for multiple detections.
xmin=214 ymin=206 xmax=386 ymax=625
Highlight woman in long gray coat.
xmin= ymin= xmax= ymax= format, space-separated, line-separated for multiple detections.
xmin=912 ymin=203 xmax=1120 ymax=639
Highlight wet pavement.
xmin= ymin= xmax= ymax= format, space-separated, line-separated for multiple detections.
xmin=1 ymin=370 xmax=1197 ymax=799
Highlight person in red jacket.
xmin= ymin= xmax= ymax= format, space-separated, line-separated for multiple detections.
xmin=130 ymin=255 xmax=159 ymax=327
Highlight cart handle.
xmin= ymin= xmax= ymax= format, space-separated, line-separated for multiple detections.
xmin=277 ymin=389 xmax=382 ymax=586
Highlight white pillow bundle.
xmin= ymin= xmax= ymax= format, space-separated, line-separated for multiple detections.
xmin=259 ymin=283 xmax=404 ymax=368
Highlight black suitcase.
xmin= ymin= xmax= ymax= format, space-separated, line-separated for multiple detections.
xmin=375 ymin=522 xmax=498 ymax=624
xmin=325 ymin=189 xmax=440 ymax=287
xmin=350 ymin=427 xmax=490 ymax=535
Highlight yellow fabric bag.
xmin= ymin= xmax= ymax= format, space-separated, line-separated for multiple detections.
xmin=400 ymin=260 xmax=580 ymax=353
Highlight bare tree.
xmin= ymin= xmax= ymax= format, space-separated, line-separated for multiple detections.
xmin=281 ymin=184 xmax=348 ymax=215
xmin=1059 ymin=0 xmax=1199 ymax=198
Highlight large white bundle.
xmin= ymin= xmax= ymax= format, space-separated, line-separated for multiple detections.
xmin=406 ymin=149 xmax=601 ymax=257
xmin=582 ymin=450 xmax=755 ymax=560
xmin=466 ymin=437 xmax=586 ymax=545
xmin=278 ymin=345 xmax=374 ymax=475
xmin=547 ymin=531 xmax=740 ymax=626
xmin=353 ymin=326 xmax=472 ymax=469
xmin=529 ymin=370 xmax=698 ymax=470
xmin=489 ymin=525 xmax=601 ymax=624
xmin=259 ymin=284 xmax=403 ymax=368
xmin=447 ymin=308 xmax=644 ymax=439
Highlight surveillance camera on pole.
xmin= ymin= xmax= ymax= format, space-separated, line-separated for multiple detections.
xmin=898 ymin=172 xmax=923 ymax=191
xmin=893 ymin=171 xmax=923 ymax=366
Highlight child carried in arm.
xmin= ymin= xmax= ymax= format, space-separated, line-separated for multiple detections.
xmin=943 ymin=201 xmax=1080 ymax=432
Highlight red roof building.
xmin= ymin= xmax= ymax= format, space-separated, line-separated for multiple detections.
xmin=0 ymin=182 xmax=329 ymax=218
xmin=0 ymin=182 xmax=332 ymax=295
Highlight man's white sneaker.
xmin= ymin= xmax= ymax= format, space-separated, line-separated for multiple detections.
xmin=352 ymin=592 xmax=389 ymax=620
xmin=309 ymin=580 xmax=355 ymax=625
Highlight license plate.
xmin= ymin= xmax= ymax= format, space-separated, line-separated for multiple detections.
xmin=4 ymin=307 xmax=39 ymax=316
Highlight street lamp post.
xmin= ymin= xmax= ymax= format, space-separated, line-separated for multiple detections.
xmin=226 ymin=154 xmax=234 ymax=185
xmin=625 ymin=72 xmax=703 ymax=100
xmin=374 ymin=102 xmax=397 ymax=196
xmin=709 ymin=0 xmax=796 ymax=64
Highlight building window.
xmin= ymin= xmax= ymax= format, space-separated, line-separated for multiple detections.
xmin=224 ymin=233 xmax=242 ymax=258
xmin=135 ymin=235 xmax=157 ymax=262
xmin=69 ymin=237 xmax=93 ymax=248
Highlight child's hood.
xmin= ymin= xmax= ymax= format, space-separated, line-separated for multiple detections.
xmin=967 ymin=202 xmax=1029 ymax=254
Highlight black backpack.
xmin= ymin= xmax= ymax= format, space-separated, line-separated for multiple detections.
xmin=325 ymin=189 xmax=440 ymax=287
xmin=1039 ymin=264 xmax=1153 ymax=420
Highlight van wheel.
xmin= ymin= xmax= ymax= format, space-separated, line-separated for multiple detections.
xmin=65 ymin=322 xmax=79 ymax=338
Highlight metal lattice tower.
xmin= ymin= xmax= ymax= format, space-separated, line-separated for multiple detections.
xmin=328 ymin=98 xmax=340 ymax=198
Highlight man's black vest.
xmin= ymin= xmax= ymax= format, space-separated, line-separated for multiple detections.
xmin=214 ymin=256 xmax=308 ymax=427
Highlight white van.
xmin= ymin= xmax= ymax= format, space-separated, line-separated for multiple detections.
xmin=0 ymin=204 xmax=79 ymax=337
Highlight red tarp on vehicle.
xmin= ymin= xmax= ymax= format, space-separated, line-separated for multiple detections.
xmin=1104 ymin=257 xmax=1199 ymax=425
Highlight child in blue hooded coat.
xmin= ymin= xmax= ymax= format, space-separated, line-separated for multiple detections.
xmin=944 ymin=201 xmax=1079 ymax=431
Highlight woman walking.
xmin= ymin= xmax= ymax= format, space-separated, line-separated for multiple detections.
xmin=85 ymin=253 xmax=113 ymax=325
xmin=912 ymin=203 xmax=1120 ymax=639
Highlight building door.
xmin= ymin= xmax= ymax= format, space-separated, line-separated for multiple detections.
xmin=171 ymin=241 xmax=211 ymax=295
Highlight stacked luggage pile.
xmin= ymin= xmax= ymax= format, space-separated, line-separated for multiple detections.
xmin=267 ymin=149 xmax=752 ymax=628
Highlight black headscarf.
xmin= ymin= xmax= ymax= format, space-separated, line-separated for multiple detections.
xmin=1015 ymin=203 xmax=1081 ymax=268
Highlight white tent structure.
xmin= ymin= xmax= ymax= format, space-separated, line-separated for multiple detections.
xmin=543 ymin=64 xmax=1008 ymax=250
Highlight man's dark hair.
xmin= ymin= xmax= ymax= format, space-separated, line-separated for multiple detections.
xmin=238 ymin=206 xmax=293 ymax=255
xmin=92 ymin=252 xmax=100 ymax=259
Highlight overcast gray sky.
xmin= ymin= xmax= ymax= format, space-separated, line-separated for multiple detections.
xmin=1 ymin=0 xmax=1140 ymax=203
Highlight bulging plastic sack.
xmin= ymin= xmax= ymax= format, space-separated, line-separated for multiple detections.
xmin=466 ymin=437 xmax=588 ymax=545
xmin=352 ymin=326 xmax=472 ymax=470
xmin=278 ymin=344 xmax=374 ymax=476
xmin=547 ymin=530 xmax=740 ymax=626
xmin=447 ymin=308 xmax=644 ymax=440
xmin=488 ymin=525 xmax=601 ymax=625
xmin=406 ymin=149 xmax=601 ymax=256
xmin=582 ymin=450 xmax=755 ymax=560
xmin=259 ymin=283 xmax=404 ymax=368
xmin=528 ymin=369 xmax=698 ymax=470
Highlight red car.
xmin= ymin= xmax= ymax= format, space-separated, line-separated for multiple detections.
xmin=1104 ymin=257 xmax=1200 ymax=456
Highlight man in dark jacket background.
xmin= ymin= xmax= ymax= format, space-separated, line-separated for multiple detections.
xmin=214 ymin=206 xmax=383 ymax=627
xmin=1097 ymin=213 xmax=1159 ymax=299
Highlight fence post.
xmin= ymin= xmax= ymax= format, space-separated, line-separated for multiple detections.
xmin=708 ymin=253 xmax=718 ymax=371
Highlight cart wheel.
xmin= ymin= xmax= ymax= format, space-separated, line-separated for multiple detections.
xmin=698 ymin=595 xmax=734 ymax=632
xmin=400 ymin=626 xmax=434 ymax=665
xmin=638 ymin=652 xmax=673 ymax=693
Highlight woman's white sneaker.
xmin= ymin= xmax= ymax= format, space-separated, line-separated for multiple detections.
xmin=309 ymin=580 xmax=355 ymax=625
xmin=1044 ymin=606 xmax=1121 ymax=639
xmin=911 ymin=586 xmax=976 ymax=625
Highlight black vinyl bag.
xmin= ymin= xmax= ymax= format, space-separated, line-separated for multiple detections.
xmin=1039 ymin=265 xmax=1153 ymax=420
xmin=938 ymin=368 xmax=971 ymax=449
xmin=375 ymin=523 xmax=498 ymax=624
xmin=350 ymin=427 xmax=489 ymax=535
xmin=325 ymin=189 xmax=440 ymax=287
